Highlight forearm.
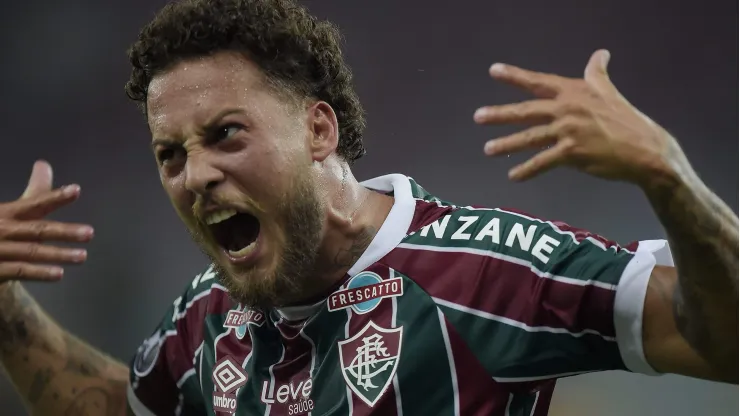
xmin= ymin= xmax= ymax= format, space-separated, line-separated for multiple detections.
xmin=0 ymin=282 xmax=129 ymax=415
xmin=644 ymin=168 xmax=739 ymax=377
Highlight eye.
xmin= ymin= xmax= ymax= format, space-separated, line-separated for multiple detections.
xmin=156 ymin=147 xmax=184 ymax=165
xmin=212 ymin=123 xmax=243 ymax=143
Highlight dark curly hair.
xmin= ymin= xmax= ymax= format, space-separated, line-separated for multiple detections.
xmin=125 ymin=0 xmax=366 ymax=163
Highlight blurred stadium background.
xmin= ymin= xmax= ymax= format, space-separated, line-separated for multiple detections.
xmin=0 ymin=0 xmax=736 ymax=414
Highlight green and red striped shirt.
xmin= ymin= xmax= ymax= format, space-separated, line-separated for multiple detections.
xmin=127 ymin=174 xmax=672 ymax=416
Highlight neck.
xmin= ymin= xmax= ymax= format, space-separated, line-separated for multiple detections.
xmin=304 ymin=160 xmax=394 ymax=301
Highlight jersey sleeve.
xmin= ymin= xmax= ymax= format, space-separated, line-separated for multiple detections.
xmin=127 ymin=265 xmax=216 ymax=416
xmin=403 ymin=206 xmax=672 ymax=383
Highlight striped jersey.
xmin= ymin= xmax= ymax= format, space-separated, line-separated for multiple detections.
xmin=126 ymin=174 xmax=673 ymax=416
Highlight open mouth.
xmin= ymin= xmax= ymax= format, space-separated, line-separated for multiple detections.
xmin=205 ymin=208 xmax=261 ymax=259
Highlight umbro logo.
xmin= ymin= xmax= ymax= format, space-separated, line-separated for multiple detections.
xmin=212 ymin=355 xmax=248 ymax=414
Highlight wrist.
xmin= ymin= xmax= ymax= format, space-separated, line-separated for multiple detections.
xmin=0 ymin=281 xmax=20 ymax=302
xmin=636 ymin=151 xmax=699 ymax=197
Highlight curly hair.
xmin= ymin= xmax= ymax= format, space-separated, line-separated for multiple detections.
xmin=125 ymin=0 xmax=366 ymax=163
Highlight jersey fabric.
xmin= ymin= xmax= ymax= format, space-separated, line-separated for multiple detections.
xmin=126 ymin=174 xmax=673 ymax=416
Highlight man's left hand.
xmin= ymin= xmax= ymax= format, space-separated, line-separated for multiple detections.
xmin=474 ymin=49 xmax=690 ymax=187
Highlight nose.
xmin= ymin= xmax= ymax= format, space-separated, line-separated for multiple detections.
xmin=184 ymin=152 xmax=224 ymax=195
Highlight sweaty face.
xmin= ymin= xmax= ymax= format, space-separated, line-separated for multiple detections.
xmin=147 ymin=52 xmax=325 ymax=308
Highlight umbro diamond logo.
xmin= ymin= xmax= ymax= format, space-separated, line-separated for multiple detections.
xmin=212 ymin=356 xmax=249 ymax=393
xmin=212 ymin=355 xmax=248 ymax=414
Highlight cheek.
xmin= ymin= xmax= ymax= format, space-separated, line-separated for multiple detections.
xmin=230 ymin=145 xmax=289 ymax=194
xmin=161 ymin=174 xmax=194 ymax=219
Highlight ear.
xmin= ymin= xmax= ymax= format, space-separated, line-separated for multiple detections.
xmin=307 ymin=101 xmax=339 ymax=163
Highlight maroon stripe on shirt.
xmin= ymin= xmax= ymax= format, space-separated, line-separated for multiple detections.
xmin=409 ymin=199 xmax=457 ymax=233
xmin=166 ymin=287 xmax=229 ymax=380
xmin=624 ymin=241 xmax=641 ymax=251
xmin=206 ymin=286 xmax=239 ymax=317
xmin=133 ymin=337 xmax=182 ymax=414
xmin=214 ymin=309 xmax=254 ymax=364
xmin=209 ymin=287 xmax=254 ymax=366
xmin=264 ymin=320 xmax=315 ymax=415
xmin=440 ymin=314 xmax=501 ymax=415
xmin=131 ymin=287 xmax=226 ymax=414
xmin=344 ymin=265 xmax=399 ymax=416
xmin=143 ymin=285 xmax=237 ymax=406
xmin=384 ymin=248 xmax=617 ymax=338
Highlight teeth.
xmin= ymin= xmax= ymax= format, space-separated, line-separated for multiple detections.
xmin=228 ymin=240 xmax=257 ymax=258
xmin=205 ymin=208 xmax=237 ymax=225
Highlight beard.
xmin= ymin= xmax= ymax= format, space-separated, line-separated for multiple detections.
xmin=189 ymin=169 xmax=324 ymax=310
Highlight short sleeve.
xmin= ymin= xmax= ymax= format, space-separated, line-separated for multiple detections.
xmin=613 ymin=239 xmax=673 ymax=375
xmin=127 ymin=266 xmax=216 ymax=416
xmin=405 ymin=207 xmax=670 ymax=383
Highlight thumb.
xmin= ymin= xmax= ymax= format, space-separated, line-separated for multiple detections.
xmin=21 ymin=160 xmax=54 ymax=199
xmin=584 ymin=49 xmax=614 ymax=91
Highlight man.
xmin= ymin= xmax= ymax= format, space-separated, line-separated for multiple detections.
xmin=0 ymin=0 xmax=736 ymax=414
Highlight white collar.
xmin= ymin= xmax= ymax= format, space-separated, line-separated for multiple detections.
xmin=348 ymin=173 xmax=415 ymax=275
xmin=274 ymin=173 xmax=415 ymax=321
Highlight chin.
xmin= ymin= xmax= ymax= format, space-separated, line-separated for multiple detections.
xmin=210 ymin=250 xmax=289 ymax=309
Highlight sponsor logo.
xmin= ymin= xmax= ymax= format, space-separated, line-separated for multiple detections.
xmin=261 ymin=378 xmax=314 ymax=415
xmin=223 ymin=308 xmax=265 ymax=340
xmin=213 ymin=392 xmax=238 ymax=413
xmin=132 ymin=330 xmax=165 ymax=378
xmin=338 ymin=320 xmax=403 ymax=407
xmin=212 ymin=355 xmax=249 ymax=414
xmin=328 ymin=272 xmax=403 ymax=314
xmin=417 ymin=213 xmax=562 ymax=264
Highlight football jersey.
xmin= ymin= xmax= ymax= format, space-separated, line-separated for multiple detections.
xmin=126 ymin=174 xmax=673 ymax=416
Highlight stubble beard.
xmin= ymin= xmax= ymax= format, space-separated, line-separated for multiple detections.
xmin=190 ymin=171 xmax=324 ymax=310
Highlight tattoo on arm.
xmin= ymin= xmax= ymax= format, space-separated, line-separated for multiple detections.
xmin=28 ymin=368 xmax=54 ymax=404
xmin=671 ymin=284 xmax=690 ymax=335
xmin=63 ymin=334 xmax=104 ymax=377
xmin=646 ymin=173 xmax=738 ymax=373
xmin=63 ymin=386 xmax=121 ymax=416
xmin=0 ymin=283 xmax=45 ymax=356
xmin=0 ymin=283 xmax=130 ymax=413
xmin=649 ymin=267 xmax=708 ymax=348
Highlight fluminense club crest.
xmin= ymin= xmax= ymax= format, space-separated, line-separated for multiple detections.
xmin=338 ymin=320 xmax=403 ymax=408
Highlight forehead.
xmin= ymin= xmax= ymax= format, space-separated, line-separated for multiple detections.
xmin=146 ymin=52 xmax=283 ymax=135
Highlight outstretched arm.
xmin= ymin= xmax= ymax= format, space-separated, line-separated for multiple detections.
xmin=0 ymin=161 xmax=131 ymax=414
xmin=0 ymin=282 xmax=129 ymax=416
xmin=475 ymin=49 xmax=737 ymax=382
xmin=641 ymin=170 xmax=737 ymax=382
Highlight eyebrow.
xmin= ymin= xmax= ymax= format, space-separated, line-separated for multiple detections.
xmin=150 ymin=138 xmax=176 ymax=150
xmin=150 ymin=108 xmax=247 ymax=149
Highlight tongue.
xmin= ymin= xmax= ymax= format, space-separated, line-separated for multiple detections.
xmin=229 ymin=233 xmax=256 ymax=252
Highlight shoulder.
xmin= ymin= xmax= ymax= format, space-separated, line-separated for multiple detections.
xmin=400 ymin=204 xmax=640 ymax=272
xmin=171 ymin=264 xmax=235 ymax=334
xmin=182 ymin=263 xmax=222 ymax=303
xmin=130 ymin=264 xmax=232 ymax=380
xmin=131 ymin=264 xmax=230 ymax=372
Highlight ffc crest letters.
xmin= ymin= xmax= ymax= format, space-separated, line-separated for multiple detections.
xmin=338 ymin=320 xmax=403 ymax=407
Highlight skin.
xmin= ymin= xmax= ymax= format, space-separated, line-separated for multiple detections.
xmin=475 ymin=50 xmax=738 ymax=382
xmin=0 ymin=48 xmax=733 ymax=416
xmin=0 ymin=164 xmax=128 ymax=415
xmin=0 ymin=52 xmax=394 ymax=415
xmin=146 ymin=51 xmax=394 ymax=308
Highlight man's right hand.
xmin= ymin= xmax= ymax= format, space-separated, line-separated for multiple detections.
xmin=0 ymin=160 xmax=94 ymax=282
xmin=0 ymin=161 xmax=129 ymax=416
